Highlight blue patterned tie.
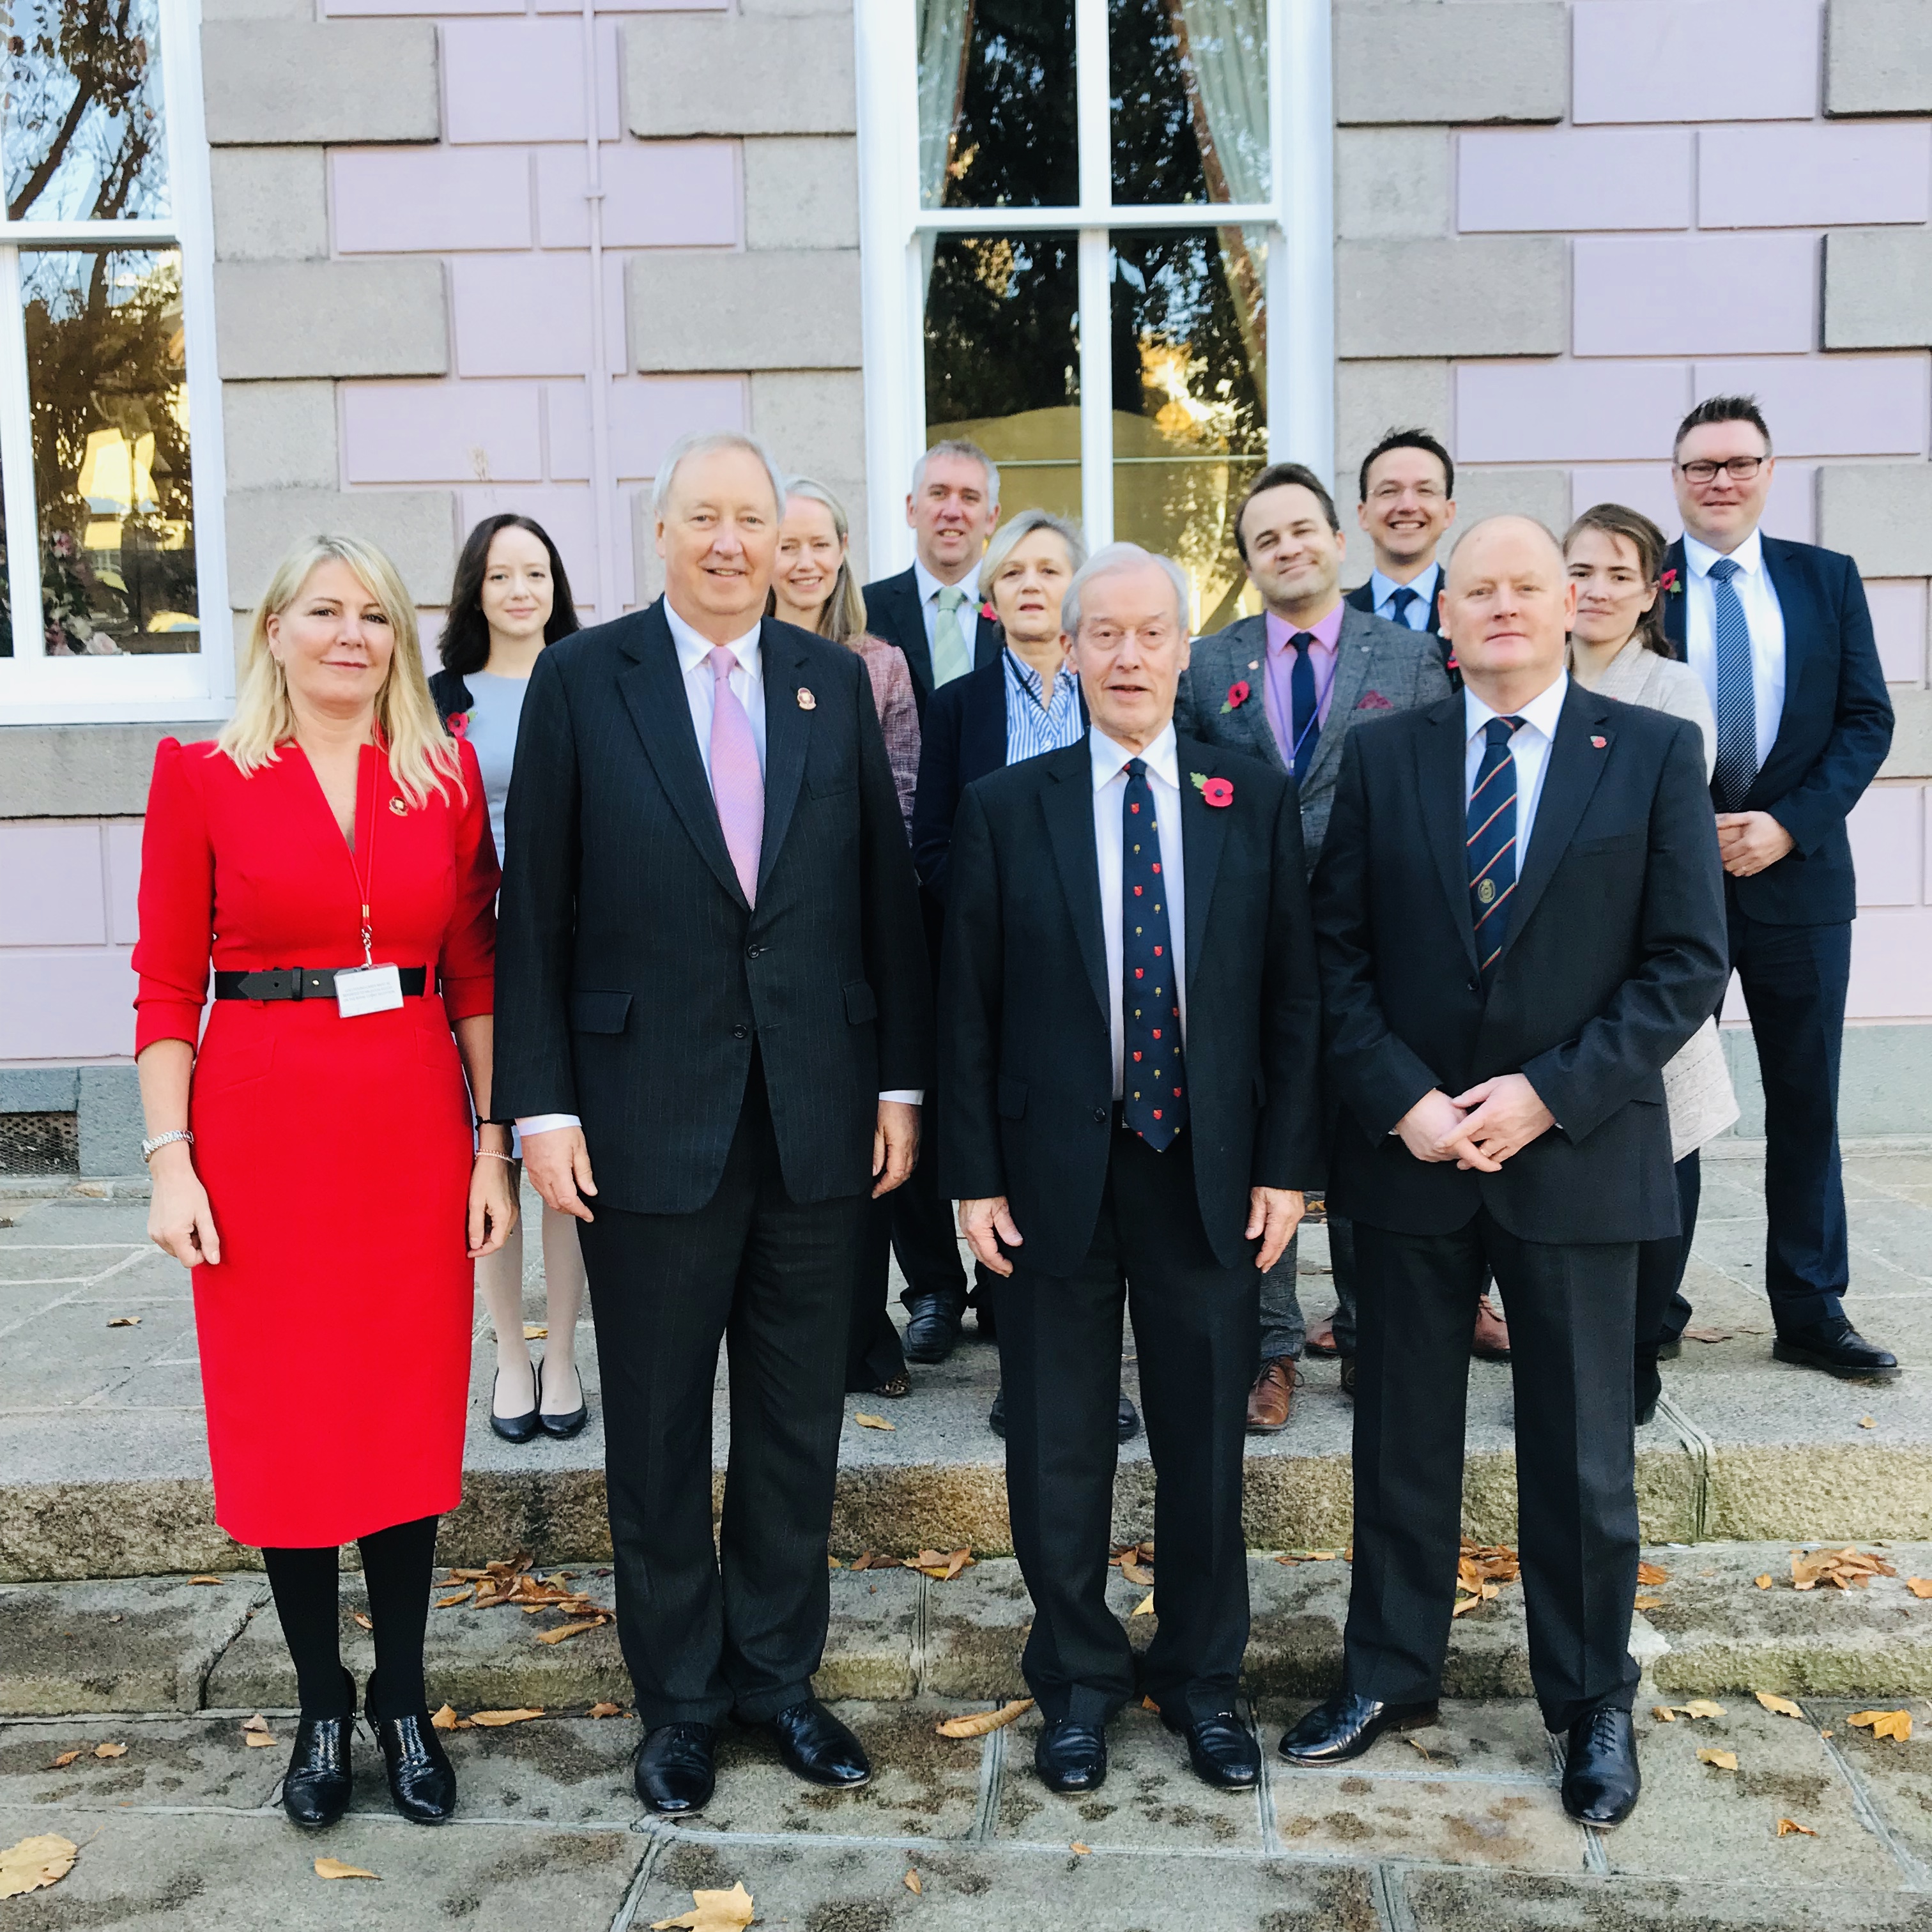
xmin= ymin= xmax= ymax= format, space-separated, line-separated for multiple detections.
xmin=1387 ymin=585 xmax=1419 ymax=627
xmin=1289 ymin=632 xmax=1321 ymax=772
xmin=1708 ymin=556 xmax=1758 ymax=812
xmin=1468 ymin=716 xmax=1526 ymax=988
xmin=1121 ymin=758 xmax=1187 ymax=1151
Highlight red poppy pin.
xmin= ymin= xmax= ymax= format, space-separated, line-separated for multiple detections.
xmin=1660 ymin=568 xmax=1681 ymax=596
xmin=1191 ymin=772 xmax=1234 ymax=808
xmin=447 ymin=711 xmax=470 ymax=739
xmin=1591 ymin=735 xmax=1607 ymax=748
xmin=979 ymin=600 xmax=997 ymax=623
xmin=1220 ymin=679 xmax=1251 ymax=714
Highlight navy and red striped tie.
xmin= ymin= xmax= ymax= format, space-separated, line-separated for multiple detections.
xmin=1468 ymin=716 xmax=1526 ymax=989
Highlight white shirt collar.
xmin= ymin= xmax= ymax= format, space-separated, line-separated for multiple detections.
xmin=1683 ymin=526 xmax=1764 ymax=580
xmin=1090 ymin=721 xmax=1180 ymax=793
xmin=1370 ymin=560 xmax=1438 ymax=605
xmin=1464 ymin=668 xmax=1568 ymax=743
xmin=665 ymin=597 xmax=762 ymax=677
xmin=912 ymin=555 xmax=981 ymax=611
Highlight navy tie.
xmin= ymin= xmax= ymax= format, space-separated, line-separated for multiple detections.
xmin=1709 ymin=555 xmax=1758 ymax=812
xmin=1387 ymin=585 xmax=1419 ymax=627
xmin=1121 ymin=757 xmax=1186 ymax=1151
xmin=1468 ymin=716 xmax=1526 ymax=988
xmin=1288 ymin=632 xmax=1320 ymax=772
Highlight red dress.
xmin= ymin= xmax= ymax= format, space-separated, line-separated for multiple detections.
xmin=134 ymin=737 xmax=499 ymax=1549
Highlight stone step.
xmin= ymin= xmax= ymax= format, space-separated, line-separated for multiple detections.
xmin=10 ymin=1542 xmax=1932 ymax=1719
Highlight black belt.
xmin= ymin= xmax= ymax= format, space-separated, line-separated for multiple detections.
xmin=214 ymin=967 xmax=429 ymax=1002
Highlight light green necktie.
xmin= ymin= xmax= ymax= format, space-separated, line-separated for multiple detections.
xmin=932 ymin=584 xmax=972 ymax=686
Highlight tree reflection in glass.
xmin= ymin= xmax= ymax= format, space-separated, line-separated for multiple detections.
xmin=920 ymin=0 xmax=1075 ymax=211
xmin=1110 ymin=0 xmax=1269 ymax=209
xmin=26 ymin=249 xmax=196 ymax=656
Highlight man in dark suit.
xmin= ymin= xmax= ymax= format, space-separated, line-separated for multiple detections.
xmin=1660 ymin=395 xmax=1896 ymax=1379
xmin=942 ymin=542 xmax=1324 ymax=1797
xmin=1343 ymin=427 xmax=1457 ymax=675
xmin=1283 ymin=516 xmax=1729 ymax=1827
xmin=495 ymin=431 xmax=932 ymax=1816
xmin=1176 ymin=462 xmax=1469 ymax=1431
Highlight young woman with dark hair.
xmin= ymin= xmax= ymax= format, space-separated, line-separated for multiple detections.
xmin=428 ymin=514 xmax=592 ymax=1445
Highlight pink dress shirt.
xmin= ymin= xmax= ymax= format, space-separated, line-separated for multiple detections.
xmin=1261 ymin=603 xmax=1346 ymax=772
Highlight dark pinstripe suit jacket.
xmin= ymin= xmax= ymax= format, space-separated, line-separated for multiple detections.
xmin=493 ymin=599 xmax=933 ymax=1215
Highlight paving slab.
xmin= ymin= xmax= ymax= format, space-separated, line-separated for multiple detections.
xmin=1804 ymin=1696 xmax=1932 ymax=1879
xmin=1402 ymin=1870 xmax=1932 ymax=1930
xmin=0 ymin=1713 xmax=288 ymax=1812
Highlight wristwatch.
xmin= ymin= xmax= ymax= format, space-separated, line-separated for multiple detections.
xmin=140 ymin=1129 xmax=194 ymax=1163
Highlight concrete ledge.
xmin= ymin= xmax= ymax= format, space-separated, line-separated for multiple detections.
xmin=627 ymin=250 xmax=861 ymax=372
xmin=0 ymin=1068 xmax=80 ymax=1112
xmin=215 ymin=260 xmax=448 ymax=382
xmin=1816 ymin=462 xmax=1932 ymax=577
xmin=1335 ymin=3 xmax=1568 ymax=126
xmin=1337 ymin=238 xmax=1567 ymax=358
xmin=1823 ymin=230 xmax=1932 ymax=350
xmin=224 ymin=487 xmax=456 ymax=611
xmin=1825 ymin=0 xmax=1932 ymax=116
xmin=201 ymin=20 xmax=439 ymax=146
xmin=0 ymin=725 xmax=188 ymax=820
xmin=623 ymin=15 xmax=855 ymax=137
xmin=1722 ymin=1022 xmax=1932 ymax=1141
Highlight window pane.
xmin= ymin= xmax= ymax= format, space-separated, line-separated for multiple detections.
xmin=1110 ymin=0 xmax=1269 ymax=210
xmin=4 ymin=0 xmax=170 ymax=222
xmin=925 ymin=231 xmax=1082 ymax=526
xmin=921 ymin=0 xmax=1076 ymax=211
xmin=1111 ymin=227 xmax=1266 ymax=634
xmin=27 ymin=248 xmax=197 ymax=656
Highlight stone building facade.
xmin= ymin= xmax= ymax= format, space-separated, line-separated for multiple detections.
xmin=1 ymin=0 xmax=1929 ymax=1170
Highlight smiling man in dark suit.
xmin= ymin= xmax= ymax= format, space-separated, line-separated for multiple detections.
xmin=1659 ymin=395 xmax=1896 ymax=1381
xmin=1344 ymin=428 xmax=1457 ymax=678
xmin=495 ymin=431 xmax=931 ymax=1818
xmin=942 ymin=542 xmax=1323 ymax=1798
xmin=1284 ymin=514 xmax=1729 ymax=1827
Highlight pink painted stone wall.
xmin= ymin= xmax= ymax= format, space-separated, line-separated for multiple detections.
xmin=0 ymin=822 xmax=141 ymax=1061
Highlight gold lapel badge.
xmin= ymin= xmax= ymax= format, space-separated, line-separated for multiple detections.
xmin=796 ymin=687 xmax=816 ymax=710
xmin=388 ymin=797 xmax=408 ymax=815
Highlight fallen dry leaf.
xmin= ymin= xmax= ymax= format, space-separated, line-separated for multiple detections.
xmin=588 ymin=1701 xmax=625 ymax=1719
xmin=1131 ymin=1592 xmax=1156 ymax=1618
xmin=651 ymin=1880 xmax=755 ymax=1931
xmin=850 ymin=1552 xmax=901 ymax=1571
xmin=1777 ymin=1818 xmax=1818 ymax=1837
xmin=1070 ymin=1842 xmax=1091 ymax=1855
xmin=1119 ymin=1560 xmax=1156 ymax=1588
xmin=1140 ymin=1696 xmax=1161 ymax=1714
xmin=241 ymin=1713 xmax=271 ymax=1734
xmin=523 ymin=1324 xmax=547 ymax=1339
xmin=1683 ymin=1325 xmax=1733 ymax=1344
xmin=93 ymin=1742 xmax=127 ymax=1759
xmin=1634 ymin=1594 xmax=1663 ymax=1611
xmin=854 ymin=1413 xmax=894 ymax=1431
xmin=1680 ymin=1699 xmax=1726 ymax=1719
xmin=1908 ymin=1579 xmax=1932 ymax=1600
xmin=1451 ymin=1593 xmax=1483 ymax=1618
xmin=49 ymin=1749 xmax=80 ymax=1768
xmin=431 ymin=1703 xmax=459 ymax=1731
xmin=352 ymin=1612 xmax=373 ymax=1630
xmin=242 ymin=1718 xmax=276 ymax=1747
xmin=1637 ymin=1562 xmax=1669 ymax=1587
xmin=436 ymin=1586 xmax=474 ymax=1607
xmin=535 ymin=1619 xmax=604 ymax=1646
xmin=935 ymin=1699 xmax=1033 ymax=1738
xmin=1755 ymin=1574 xmax=1774 ymax=1590
xmin=314 ymin=1857 xmax=379 ymax=1881
xmin=187 ymin=1575 xmax=222 ymax=1586
xmin=1756 ymin=1692 xmax=1805 ymax=1720
xmin=1408 ymin=1736 xmax=1434 ymax=1762
xmin=1652 ymin=1706 xmax=1678 ymax=1723
xmin=106 ymin=1315 xmax=139 ymax=1327
xmin=1460 ymin=1540 xmax=1521 ymax=1586
xmin=904 ymin=1869 xmax=922 ymax=1896
xmin=468 ymin=1707 xmax=544 ymax=1727
xmin=911 ymin=1547 xmax=976 ymax=1581
xmin=1698 ymin=1749 xmax=1739 ymax=1771
xmin=827 ymin=1556 xmax=843 ymax=1569
xmin=1860 ymin=1416 xmax=1876 ymax=1429
xmin=1850 ymin=1708 xmax=1913 ymax=1742
xmin=0 ymin=1834 xmax=78 ymax=1899
xmin=1790 ymin=1547 xmax=1897 ymax=1592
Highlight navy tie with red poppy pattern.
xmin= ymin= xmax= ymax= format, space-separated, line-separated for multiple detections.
xmin=1121 ymin=756 xmax=1187 ymax=1151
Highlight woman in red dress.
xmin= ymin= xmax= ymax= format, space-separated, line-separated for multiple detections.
xmin=134 ymin=533 xmax=515 ymax=1832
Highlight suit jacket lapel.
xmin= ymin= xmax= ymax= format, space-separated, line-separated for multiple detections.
xmin=1418 ymin=696 xmax=1478 ymax=970
xmin=617 ymin=603 xmax=749 ymax=910
xmin=1176 ymin=737 xmax=1229 ymax=997
xmin=1498 ymin=684 xmax=1615 ymax=962
xmin=1209 ymin=619 xmax=1280 ymax=768
xmin=889 ymin=571 xmax=936 ymax=690
xmin=1302 ymin=608 xmax=1375 ymax=789
xmin=974 ymin=605 xmax=1002 ymax=671
xmin=1041 ymin=745 xmax=1110 ymax=1027
xmin=1756 ymin=537 xmax=1814 ymax=784
xmin=756 ymin=619 xmax=811 ymax=894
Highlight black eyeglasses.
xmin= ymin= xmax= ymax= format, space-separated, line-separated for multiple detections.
xmin=1678 ymin=456 xmax=1767 ymax=485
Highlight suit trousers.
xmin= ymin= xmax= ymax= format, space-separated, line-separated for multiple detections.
xmin=576 ymin=1058 xmax=866 ymax=1728
xmin=1724 ymin=904 xmax=1852 ymax=1330
xmin=891 ymin=1130 xmax=972 ymax=1314
xmin=997 ymin=1124 xmax=1257 ymax=1727
xmin=1346 ymin=1210 xmax=1641 ymax=1731
xmin=1256 ymin=1213 xmax=1359 ymax=1364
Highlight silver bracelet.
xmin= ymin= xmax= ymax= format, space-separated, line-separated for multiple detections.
xmin=475 ymin=1148 xmax=515 ymax=1163
xmin=141 ymin=1129 xmax=194 ymax=1164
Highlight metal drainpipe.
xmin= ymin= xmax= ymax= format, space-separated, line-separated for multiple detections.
xmin=579 ymin=0 xmax=620 ymax=618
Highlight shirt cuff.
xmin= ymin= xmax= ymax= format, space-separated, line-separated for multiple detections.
xmin=516 ymin=1114 xmax=581 ymax=1135
xmin=880 ymin=1091 xmax=924 ymax=1105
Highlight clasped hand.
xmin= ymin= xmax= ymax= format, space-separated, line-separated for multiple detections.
xmin=1396 ymin=1074 xmax=1554 ymax=1172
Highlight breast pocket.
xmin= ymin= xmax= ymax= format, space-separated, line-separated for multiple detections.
xmin=1570 ymin=831 xmax=1646 ymax=859
xmin=571 ymin=990 xmax=633 ymax=1034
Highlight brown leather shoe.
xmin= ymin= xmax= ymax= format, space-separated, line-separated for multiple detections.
xmin=1303 ymin=1315 xmax=1339 ymax=1358
xmin=1246 ymin=1356 xmax=1297 ymax=1432
xmin=1471 ymin=1294 xmax=1511 ymax=1363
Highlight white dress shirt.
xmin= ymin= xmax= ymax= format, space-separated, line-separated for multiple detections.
xmin=519 ymin=597 xmax=918 ymax=1137
xmin=1462 ymin=671 xmax=1569 ymax=873
xmin=1091 ymin=723 xmax=1188 ymax=1100
xmin=1682 ymin=528 xmax=1786 ymax=770
xmin=1368 ymin=561 xmax=1441 ymax=631
xmin=911 ymin=556 xmax=983 ymax=664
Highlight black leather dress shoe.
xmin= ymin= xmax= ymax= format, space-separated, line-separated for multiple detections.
xmin=988 ymin=1386 xmax=1139 ymax=1443
xmin=1561 ymin=1706 xmax=1641 ymax=1827
xmin=489 ymin=1363 xmax=540 ymax=1443
xmin=903 ymin=1296 xmax=963 ymax=1365
xmin=635 ymin=1722 xmax=716 ymax=1814
xmin=1338 ymin=1356 xmax=1357 ymax=1398
xmin=282 ymin=1666 xmax=356 ymax=1828
xmin=1035 ymin=1719 xmax=1107 ymax=1793
xmin=1278 ymin=1692 xmax=1438 ymax=1765
xmin=1117 ymin=1395 xmax=1140 ymax=1443
xmin=763 ymin=1699 xmax=871 ymax=1788
xmin=1634 ymin=1360 xmax=1662 ymax=1427
xmin=537 ymin=1357 xmax=588 ymax=1438
xmin=1773 ymin=1317 xmax=1900 ymax=1383
xmin=1167 ymin=1710 xmax=1260 ymax=1790
xmin=365 ymin=1673 xmax=456 ymax=1824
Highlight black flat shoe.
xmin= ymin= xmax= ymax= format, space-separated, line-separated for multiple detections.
xmin=1117 ymin=1395 xmax=1140 ymax=1443
xmin=1773 ymin=1317 xmax=1900 ymax=1383
xmin=1656 ymin=1337 xmax=1682 ymax=1362
xmin=1561 ymin=1706 xmax=1640 ymax=1827
xmin=365 ymin=1672 xmax=457 ymax=1825
xmin=282 ymin=1665 xmax=356 ymax=1828
xmin=903 ymin=1296 xmax=963 ymax=1365
xmin=489 ymin=1361 xmax=540 ymax=1443
xmin=1338 ymin=1356 xmax=1357 ymax=1399
xmin=1035 ymin=1718 xmax=1107 ymax=1793
xmin=988 ymin=1384 xmax=1006 ymax=1438
xmin=761 ymin=1699 xmax=870 ymax=1788
xmin=1278 ymin=1691 xmax=1438 ymax=1766
xmin=537 ymin=1356 xmax=588 ymax=1438
xmin=635 ymin=1722 xmax=716 ymax=1814
xmin=1166 ymin=1709 xmax=1259 ymax=1790
xmin=1634 ymin=1361 xmax=1662 ymax=1427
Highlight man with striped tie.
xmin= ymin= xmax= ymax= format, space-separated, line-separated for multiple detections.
xmin=1287 ymin=516 xmax=1728 ymax=1828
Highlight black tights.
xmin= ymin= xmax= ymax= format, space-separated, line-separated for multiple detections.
xmin=262 ymin=1514 xmax=439 ymax=1719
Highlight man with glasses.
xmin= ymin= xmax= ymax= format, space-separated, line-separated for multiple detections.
xmin=1345 ymin=428 xmax=1457 ymax=678
xmin=1660 ymin=396 xmax=1896 ymax=1381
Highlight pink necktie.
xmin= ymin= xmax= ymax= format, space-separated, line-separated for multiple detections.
xmin=707 ymin=645 xmax=763 ymax=905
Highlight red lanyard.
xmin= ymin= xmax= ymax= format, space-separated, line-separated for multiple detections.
xmin=341 ymin=747 xmax=380 ymax=967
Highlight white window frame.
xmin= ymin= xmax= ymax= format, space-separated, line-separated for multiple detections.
xmin=854 ymin=0 xmax=1333 ymax=583
xmin=0 ymin=0 xmax=230 ymax=724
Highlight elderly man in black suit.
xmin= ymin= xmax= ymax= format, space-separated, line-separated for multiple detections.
xmin=1285 ymin=515 xmax=1729 ymax=1829
xmin=942 ymin=541 xmax=1323 ymax=1797
xmin=495 ymin=431 xmax=931 ymax=1816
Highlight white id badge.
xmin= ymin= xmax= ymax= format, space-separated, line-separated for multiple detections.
xmin=334 ymin=963 xmax=406 ymax=1016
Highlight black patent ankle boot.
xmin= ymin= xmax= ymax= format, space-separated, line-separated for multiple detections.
xmin=365 ymin=1670 xmax=457 ymax=1824
xmin=282 ymin=1666 xmax=356 ymax=1828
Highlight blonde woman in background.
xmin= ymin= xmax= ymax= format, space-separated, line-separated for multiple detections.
xmin=134 ymin=534 xmax=512 ymax=1832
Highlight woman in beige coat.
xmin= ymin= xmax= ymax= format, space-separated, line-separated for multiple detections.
xmin=1566 ymin=502 xmax=1738 ymax=1425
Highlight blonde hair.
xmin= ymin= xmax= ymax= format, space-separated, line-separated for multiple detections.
xmin=218 ymin=534 xmax=464 ymax=808
xmin=767 ymin=477 xmax=870 ymax=648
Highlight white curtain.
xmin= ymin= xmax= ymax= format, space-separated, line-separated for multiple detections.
xmin=918 ymin=0 xmax=976 ymax=298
